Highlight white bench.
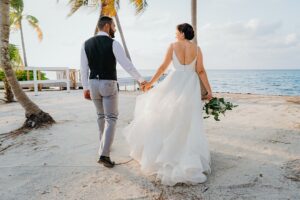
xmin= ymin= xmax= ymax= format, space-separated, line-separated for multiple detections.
xmin=28 ymin=67 xmax=70 ymax=95
xmin=0 ymin=67 xmax=70 ymax=96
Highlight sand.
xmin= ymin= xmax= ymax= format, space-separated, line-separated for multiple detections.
xmin=0 ymin=90 xmax=299 ymax=200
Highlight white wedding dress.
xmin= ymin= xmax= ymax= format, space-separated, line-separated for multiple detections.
xmin=123 ymin=49 xmax=211 ymax=186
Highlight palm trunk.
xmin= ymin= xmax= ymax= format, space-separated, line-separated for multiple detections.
xmin=115 ymin=13 xmax=132 ymax=61
xmin=0 ymin=0 xmax=54 ymax=128
xmin=191 ymin=0 xmax=197 ymax=44
xmin=19 ymin=20 xmax=31 ymax=80
xmin=191 ymin=0 xmax=208 ymax=97
xmin=3 ymin=77 xmax=14 ymax=102
xmin=19 ymin=20 xmax=28 ymax=67
xmin=94 ymin=25 xmax=99 ymax=36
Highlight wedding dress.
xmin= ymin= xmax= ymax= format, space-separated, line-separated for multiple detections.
xmin=123 ymin=48 xmax=211 ymax=186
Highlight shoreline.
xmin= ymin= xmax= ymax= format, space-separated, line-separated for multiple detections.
xmin=0 ymin=88 xmax=299 ymax=97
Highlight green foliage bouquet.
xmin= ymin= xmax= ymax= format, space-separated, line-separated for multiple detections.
xmin=203 ymin=97 xmax=238 ymax=121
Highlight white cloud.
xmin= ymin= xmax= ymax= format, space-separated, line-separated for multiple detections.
xmin=199 ymin=19 xmax=300 ymax=50
xmin=245 ymin=19 xmax=282 ymax=36
xmin=200 ymin=19 xmax=282 ymax=39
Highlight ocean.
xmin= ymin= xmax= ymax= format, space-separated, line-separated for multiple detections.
xmin=117 ymin=69 xmax=300 ymax=96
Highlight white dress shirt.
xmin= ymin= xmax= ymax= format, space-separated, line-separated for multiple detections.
xmin=80 ymin=31 xmax=145 ymax=90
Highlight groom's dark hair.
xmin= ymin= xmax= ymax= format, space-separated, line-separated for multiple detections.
xmin=98 ymin=16 xmax=113 ymax=30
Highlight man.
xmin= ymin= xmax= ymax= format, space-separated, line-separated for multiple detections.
xmin=80 ymin=16 xmax=146 ymax=168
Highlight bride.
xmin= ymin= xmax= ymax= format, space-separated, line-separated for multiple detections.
xmin=123 ymin=23 xmax=213 ymax=186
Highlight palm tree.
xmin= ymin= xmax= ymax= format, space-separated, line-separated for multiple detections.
xmin=0 ymin=0 xmax=54 ymax=130
xmin=191 ymin=0 xmax=207 ymax=97
xmin=67 ymin=0 xmax=147 ymax=60
xmin=10 ymin=0 xmax=43 ymax=68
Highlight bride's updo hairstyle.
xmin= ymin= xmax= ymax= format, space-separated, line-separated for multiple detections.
xmin=177 ymin=23 xmax=195 ymax=40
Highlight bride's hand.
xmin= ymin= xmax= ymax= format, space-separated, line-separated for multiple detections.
xmin=205 ymin=91 xmax=213 ymax=101
xmin=144 ymin=82 xmax=152 ymax=92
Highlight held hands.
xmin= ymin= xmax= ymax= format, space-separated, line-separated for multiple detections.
xmin=144 ymin=82 xmax=152 ymax=91
xmin=139 ymin=81 xmax=152 ymax=92
xmin=139 ymin=81 xmax=147 ymax=92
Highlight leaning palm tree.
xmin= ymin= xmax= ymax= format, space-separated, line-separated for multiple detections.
xmin=67 ymin=0 xmax=147 ymax=60
xmin=0 ymin=0 xmax=54 ymax=131
xmin=10 ymin=0 xmax=43 ymax=67
xmin=191 ymin=0 xmax=208 ymax=97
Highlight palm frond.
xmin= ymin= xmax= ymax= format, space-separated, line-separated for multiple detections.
xmin=26 ymin=15 xmax=38 ymax=24
xmin=10 ymin=0 xmax=24 ymax=13
xmin=67 ymin=0 xmax=85 ymax=16
xmin=101 ymin=0 xmax=117 ymax=17
xmin=9 ymin=11 xmax=22 ymax=28
xmin=26 ymin=15 xmax=43 ymax=41
xmin=130 ymin=0 xmax=147 ymax=15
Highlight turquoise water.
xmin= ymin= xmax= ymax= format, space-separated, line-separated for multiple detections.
xmin=117 ymin=69 xmax=300 ymax=96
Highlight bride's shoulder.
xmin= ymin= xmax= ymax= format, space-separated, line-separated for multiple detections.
xmin=190 ymin=42 xmax=198 ymax=48
xmin=171 ymin=41 xmax=180 ymax=47
xmin=169 ymin=42 xmax=180 ymax=51
xmin=166 ymin=43 xmax=176 ymax=51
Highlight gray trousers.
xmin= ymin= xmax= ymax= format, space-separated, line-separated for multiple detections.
xmin=89 ymin=79 xmax=119 ymax=157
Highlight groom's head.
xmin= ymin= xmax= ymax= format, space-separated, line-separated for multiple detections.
xmin=97 ymin=16 xmax=116 ymax=38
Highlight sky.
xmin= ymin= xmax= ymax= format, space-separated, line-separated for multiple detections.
xmin=9 ymin=0 xmax=300 ymax=70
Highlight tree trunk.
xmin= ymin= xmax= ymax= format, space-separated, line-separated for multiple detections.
xmin=191 ymin=0 xmax=208 ymax=98
xmin=3 ymin=77 xmax=14 ymax=102
xmin=19 ymin=20 xmax=31 ymax=80
xmin=19 ymin=20 xmax=28 ymax=67
xmin=0 ymin=0 xmax=55 ymax=129
xmin=94 ymin=25 xmax=99 ymax=36
xmin=115 ymin=13 xmax=132 ymax=61
xmin=0 ymin=1 xmax=13 ymax=103
xmin=191 ymin=0 xmax=197 ymax=44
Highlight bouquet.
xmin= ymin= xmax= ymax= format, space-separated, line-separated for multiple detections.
xmin=203 ymin=97 xmax=238 ymax=121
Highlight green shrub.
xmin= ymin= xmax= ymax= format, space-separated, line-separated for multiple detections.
xmin=0 ymin=70 xmax=48 ymax=81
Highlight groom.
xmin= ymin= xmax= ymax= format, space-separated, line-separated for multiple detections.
xmin=80 ymin=16 xmax=147 ymax=168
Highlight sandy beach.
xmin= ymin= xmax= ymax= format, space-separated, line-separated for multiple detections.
xmin=0 ymin=90 xmax=299 ymax=200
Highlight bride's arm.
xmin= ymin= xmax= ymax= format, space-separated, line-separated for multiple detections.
xmin=196 ymin=47 xmax=213 ymax=99
xmin=147 ymin=45 xmax=173 ymax=88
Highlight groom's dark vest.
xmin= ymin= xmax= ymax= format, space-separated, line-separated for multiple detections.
xmin=84 ymin=35 xmax=117 ymax=80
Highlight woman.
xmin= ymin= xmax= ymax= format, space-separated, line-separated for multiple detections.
xmin=123 ymin=23 xmax=213 ymax=186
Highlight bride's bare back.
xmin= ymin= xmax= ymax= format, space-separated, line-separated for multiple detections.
xmin=172 ymin=41 xmax=198 ymax=65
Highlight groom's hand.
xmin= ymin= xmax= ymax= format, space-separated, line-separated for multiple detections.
xmin=139 ymin=81 xmax=147 ymax=92
xmin=83 ymin=90 xmax=91 ymax=100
